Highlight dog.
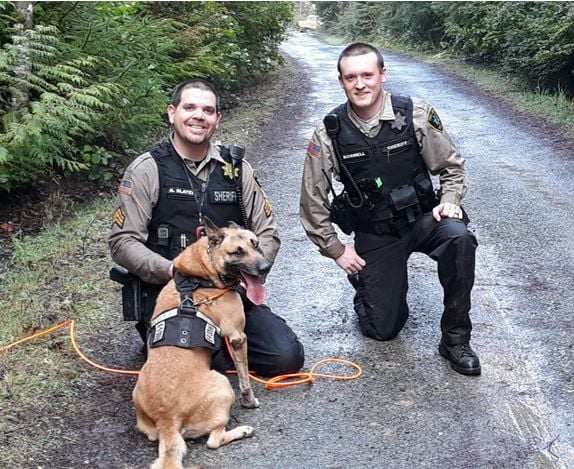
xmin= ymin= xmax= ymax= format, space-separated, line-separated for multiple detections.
xmin=132 ymin=218 xmax=270 ymax=469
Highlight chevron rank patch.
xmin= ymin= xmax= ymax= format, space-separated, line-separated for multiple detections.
xmin=113 ymin=207 xmax=125 ymax=228
xmin=263 ymin=199 xmax=273 ymax=217
xmin=427 ymin=108 xmax=443 ymax=132
xmin=118 ymin=179 xmax=133 ymax=196
xmin=307 ymin=140 xmax=321 ymax=159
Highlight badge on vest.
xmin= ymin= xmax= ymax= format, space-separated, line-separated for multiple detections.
xmin=391 ymin=112 xmax=407 ymax=131
xmin=223 ymin=162 xmax=240 ymax=180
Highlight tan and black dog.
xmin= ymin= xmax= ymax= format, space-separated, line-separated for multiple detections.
xmin=132 ymin=218 xmax=270 ymax=469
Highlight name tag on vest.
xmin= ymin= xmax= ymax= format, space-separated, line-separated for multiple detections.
xmin=210 ymin=190 xmax=238 ymax=203
xmin=341 ymin=149 xmax=369 ymax=162
xmin=167 ymin=186 xmax=194 ymax=198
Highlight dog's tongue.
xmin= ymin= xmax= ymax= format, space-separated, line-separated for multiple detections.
xmin=243 ymin=274 xmax=266 ymax=305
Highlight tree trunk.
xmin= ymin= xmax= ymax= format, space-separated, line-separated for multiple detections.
xmin=11 ymin=1 xmax=34 ymax=110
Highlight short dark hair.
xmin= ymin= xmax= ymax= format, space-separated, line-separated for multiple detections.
xmin=337 ymin=43 xmax=385 ymax=75
xmin=170 ymin=78 xmax=220 ymax=112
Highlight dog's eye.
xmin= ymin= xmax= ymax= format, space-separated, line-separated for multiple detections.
xmin=233 ymin=247 xmax=244 ymax=257
xmin=251 ymin=239 xmax=259 ymax=249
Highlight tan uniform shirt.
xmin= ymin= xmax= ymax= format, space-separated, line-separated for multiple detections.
xmin=300 ymin=91 xmax=467 ymax=260
xmin=109 ymin=139 xmax=280 ymax=285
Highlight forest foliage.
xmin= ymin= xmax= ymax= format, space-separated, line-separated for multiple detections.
xmin=0 ymin=1 xmax=293 ymax=191
xmin=316 ymin=2 xmax=574 ymax=97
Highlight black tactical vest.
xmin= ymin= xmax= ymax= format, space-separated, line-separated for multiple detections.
xmin=329 ymin=95 xmax=437 ymax=231
xmin=146 ymin=140 xmax=243 ymax=260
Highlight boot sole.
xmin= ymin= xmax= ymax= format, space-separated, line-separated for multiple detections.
xmin=439 ymin=344 xmax=482 ymax=376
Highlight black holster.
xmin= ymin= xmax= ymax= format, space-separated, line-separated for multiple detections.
xmin=109 ymin=266 xmax=143 ymax=321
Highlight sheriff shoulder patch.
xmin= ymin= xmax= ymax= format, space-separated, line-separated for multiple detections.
xmin=306 ymin=140 xmax=321 ymax=159
xmin=427 ymin=108 xmax=443 ymax=132
xmin=113 ymin=207 xmax=125 ymax=229
xmin=263 ymin=199 xmax=273 ymax=218
xmin=118 ymin=179 xmax=133 ymax=196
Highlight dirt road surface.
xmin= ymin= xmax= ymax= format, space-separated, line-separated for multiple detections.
xmin=13 ymin=32 xmax=574 ymax=469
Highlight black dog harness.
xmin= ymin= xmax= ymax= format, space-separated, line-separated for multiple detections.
xmin=147 ymin=272 xmax=223 ymax=352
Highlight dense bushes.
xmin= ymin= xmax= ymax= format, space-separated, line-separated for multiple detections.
xmin=0 ymin=2 xmax=293 ymax=192
xmin=316 ymin=2 xmax=574 ymax=96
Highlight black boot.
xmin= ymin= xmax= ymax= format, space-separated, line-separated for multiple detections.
xmin=439 ymin=341 xmax=481 ymax=376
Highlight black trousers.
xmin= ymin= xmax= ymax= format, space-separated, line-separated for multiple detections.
xmin=353 ymin=213 xmax=478 ymax=345
xmin=136 ymin=289 xmax=304 ymax=378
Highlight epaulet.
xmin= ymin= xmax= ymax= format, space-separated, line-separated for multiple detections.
xmin=150 ymin=139 xmax=173 ymax=159
xmin=390 ymin=94 xmax=411 ymax=112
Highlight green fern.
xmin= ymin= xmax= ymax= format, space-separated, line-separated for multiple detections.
xmin=0 ymin=24 xmax=117 ymax=190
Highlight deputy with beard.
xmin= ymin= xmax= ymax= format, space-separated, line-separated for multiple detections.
xmin=110 ymin=78 xmax=304 ymax=376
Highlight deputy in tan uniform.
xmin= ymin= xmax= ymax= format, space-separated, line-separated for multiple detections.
xmin=110 ymin=78 xmax=304 ymax=377
xmin=300 ymin=43 xmax=480 ymax=376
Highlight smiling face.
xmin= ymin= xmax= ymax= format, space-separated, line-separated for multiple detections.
xmin=167 ymin=86 xmax=221 ymax=158
xmin=338 ymin=51 xmax=388 ymax=119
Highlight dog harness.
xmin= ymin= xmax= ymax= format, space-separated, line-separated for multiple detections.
xmin=147 ymin=272 xmax=223 ymax=351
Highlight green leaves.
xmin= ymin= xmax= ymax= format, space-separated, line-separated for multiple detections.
xmin=0 ymin=2 xmax=293 ymax=192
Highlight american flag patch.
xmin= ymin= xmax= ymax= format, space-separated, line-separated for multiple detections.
xmin=306 ymin=140 xmax=321 ymax=159
xmin=118 ymin=179 xmax=133 ymax=195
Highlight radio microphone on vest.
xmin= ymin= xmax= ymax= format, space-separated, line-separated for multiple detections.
xmin=229 ymin=143 xmax=245 ymax=162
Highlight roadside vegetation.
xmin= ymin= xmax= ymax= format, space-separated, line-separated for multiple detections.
xmin=315 ymin=1 xmax=574 ymax=134
xmin=0 ymin=1 xmax=294 ymax=192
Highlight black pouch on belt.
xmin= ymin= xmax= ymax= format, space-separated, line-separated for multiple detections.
xmin=330 ymin=192 xmax=354 ymax=235
xmin=389 ymin=185 xmax=420 ymax=223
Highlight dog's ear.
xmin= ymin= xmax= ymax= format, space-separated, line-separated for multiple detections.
xmin=203 ymin=217 xmax=224 ymax=245
xmin=227 ymin=221 xmax=241 ymax=229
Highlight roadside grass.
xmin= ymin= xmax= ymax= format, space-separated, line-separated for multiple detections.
xmin=0 ymin=196 xmax=119 ymax=465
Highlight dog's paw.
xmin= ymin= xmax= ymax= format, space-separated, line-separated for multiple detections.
xmin=237 ymin=425 xmax=255 ymax=438
xmin=241 ymin=395 xmax=260 ymax=409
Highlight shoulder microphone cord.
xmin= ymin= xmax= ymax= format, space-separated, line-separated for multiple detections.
xmin=229 ymin=143 xmax=251 ymax=230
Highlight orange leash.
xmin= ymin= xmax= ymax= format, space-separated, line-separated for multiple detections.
xmin=1 ymin=319 xmax=363 ymax=387
xmin=223 ymin=337 xmax=362 ymax=389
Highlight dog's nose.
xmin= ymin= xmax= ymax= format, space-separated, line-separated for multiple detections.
xmin=258 ymin=259 xmax=271 ymax=275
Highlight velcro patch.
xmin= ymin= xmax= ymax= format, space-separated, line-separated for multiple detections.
xmin=307 ymin=140 xmax=321 ymax=159
xmin=209 ymin=190 xmax=238 ymax=204
xmin=427 ymin=108 xmax=443 ymax=132
xmin=118 ymin=179 xmax=133 ymax=196
xmin=113 ymin=207 xmax=125 ymax=228
xmin=263 ymin=199 xmax=273 ymax=217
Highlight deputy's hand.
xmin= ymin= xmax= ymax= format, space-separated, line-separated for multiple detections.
xmin=432 ymin=202 xmax=463 ymax=222
xmin=335 ymin=243 xmax=366 ymax=275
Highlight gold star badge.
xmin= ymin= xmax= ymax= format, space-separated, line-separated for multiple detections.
xmin=223 ymin=162 xmax=240 ymax=179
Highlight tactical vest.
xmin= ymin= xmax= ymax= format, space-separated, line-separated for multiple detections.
xmin=146 ymin=140 xmax=243 ymax=260
xmin=329 ymin=95 xmax=437 ymax=233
